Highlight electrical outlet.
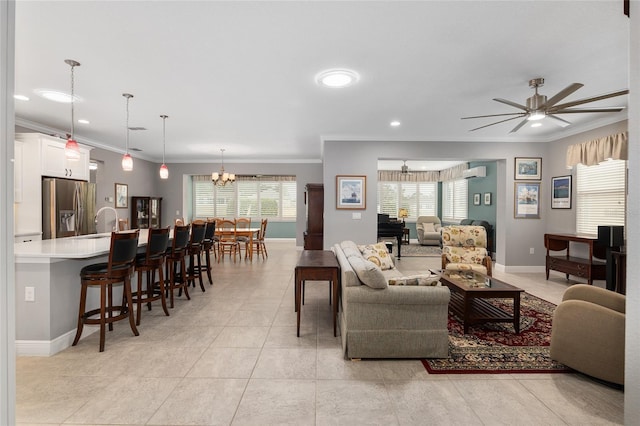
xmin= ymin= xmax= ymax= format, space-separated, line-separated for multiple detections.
xmin=176 ymin=210 xmax=180 ymax=216
xmin=529 ymin=247 xmax=535 ymax=254
xmin=25 ymin=286 xmax=35 ymax=302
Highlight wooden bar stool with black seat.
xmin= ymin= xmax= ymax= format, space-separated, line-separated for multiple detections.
xmin=165 ymin=224 xmax=191 ymax=308
xmin=200 ymin=219 xmax=216 ymax=285
xmin=132 ymin=226 xmax=170 ymax=325
xmin=72 ymin=230 xmax=140 ymax=352
xmin=187 ymin=221 xmax=207 ymax=292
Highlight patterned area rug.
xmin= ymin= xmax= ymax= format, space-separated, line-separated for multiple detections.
xmin=422 ymin=292 xmax=571 ymax=374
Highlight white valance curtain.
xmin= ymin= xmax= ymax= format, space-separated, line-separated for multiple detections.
xmin=378 ymin=170 xmax=440 ymax=182
xmin=438 ymin=163 xmax=469 ymax=181
xmin=566 ymin=132 xmax=628 ymax=168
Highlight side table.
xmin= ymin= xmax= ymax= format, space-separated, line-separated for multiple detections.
xmin=294 ymin=250 xmax=341 ymax=337
xmin=402 ymin=228 xmax=410 ymax=244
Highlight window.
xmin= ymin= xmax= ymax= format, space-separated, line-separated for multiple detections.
xmin=442 ymin=178 xmax=468 ymax=222
xmin=576 ymin=160 xmax=626 ymax=235
xmin=377 ymin=182 xmax=437 ymax=218
xmin=193 ymin=176 xmax=297 ymax=220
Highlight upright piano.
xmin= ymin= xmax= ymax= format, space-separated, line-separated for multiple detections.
xmin=377 ymin=213 xmax=404 ymax=258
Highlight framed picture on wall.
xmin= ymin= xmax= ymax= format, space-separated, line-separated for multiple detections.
xmin=473 ymin=193 xmax=481 ymax=205
xmin=484 ymin=192 xmax=492 ymax=205
xmin=514 ymin=182 xmax=540 ymax=219
xmin=115 ymin=183 xmax=128 ymax=209
xmin=336 ymin=175 xmax=366 ymax=209
xmin=514 ymin=157 xmax=542 ymax=180
xmin=551 ymin=175 xmax=572 ymax=209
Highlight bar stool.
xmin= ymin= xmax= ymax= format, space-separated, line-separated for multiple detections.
xmin=132 ymin=227 xmax=170 ymax=325
xmin=200 ymin=219 xmax=216 ymax=285
xmin=165 ymin=224 xmax=191 ymax=308
xmin=187 ymin=221 xmax=206 ymax=292
xmin=72 ymin=230 xmax=140 ymax=352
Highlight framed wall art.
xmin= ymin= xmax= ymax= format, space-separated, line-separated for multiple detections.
xmin=115 ymin=183 xmax=128 ymax=209
xmin=484 ymin=192 xmax=492 ymax=205
xmin=514 ymin=157 xmax=542 ymax=180
xmin=551 ymin=175 xmax=572 ymax=209
xmin=336 ymin=175 xmax=366 ymax=210
xmin=514 ymin=182 xmax=540 ymax=219
xmin=473 ymin=193 xmax=481 ymax=206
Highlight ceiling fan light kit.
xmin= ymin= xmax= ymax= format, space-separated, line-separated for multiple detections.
xmin=462 ymin=77 xmax=628 ymax=133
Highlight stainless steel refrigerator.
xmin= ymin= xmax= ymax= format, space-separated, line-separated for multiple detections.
xmin=42 ymin=178 xmax=97 ymax=239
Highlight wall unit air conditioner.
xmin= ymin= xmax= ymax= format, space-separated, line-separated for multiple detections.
xmin=462 ymin=166 xmax=486 ymax=179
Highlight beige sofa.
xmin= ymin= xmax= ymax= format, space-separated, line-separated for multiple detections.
xmin=333 ymin=241 xmax=451 ymax=359
xmin=416 ymin=216 xmax=442 ymax=246
xmin=550 ymin=284 xmax=625 ymax=385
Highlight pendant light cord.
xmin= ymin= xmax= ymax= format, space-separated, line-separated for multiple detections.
xmin=70 ymin=64 xmax=75 ymax=138
xmin=161 ymin=115 xmax=167 ymax=163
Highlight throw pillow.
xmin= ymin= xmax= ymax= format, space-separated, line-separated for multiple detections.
xmin=423 ymin=222 xmax=436 ymax=233
xmin=349 ymin=256 xmax=388 ymax=289
xmin=358 ymin=242 xmax=394 ymax=270
xmin=388 ymin=274 xmax=440 ymax=286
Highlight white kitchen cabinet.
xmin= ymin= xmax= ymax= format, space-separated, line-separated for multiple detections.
xmin=41 ymin=137 xmax=90 ymax=180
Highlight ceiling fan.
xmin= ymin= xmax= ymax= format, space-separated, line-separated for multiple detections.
xmin=461 ymin=78 xmax=629 ymax=133
xmin=401 ymin=160 xmax=412 ymax=174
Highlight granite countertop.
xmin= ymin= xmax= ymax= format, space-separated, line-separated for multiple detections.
xmin=14 ymin=229 xmax=151 ymax=261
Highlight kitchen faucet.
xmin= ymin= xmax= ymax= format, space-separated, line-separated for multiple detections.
xmin=94 ymin=206 xmax=119 ymax=232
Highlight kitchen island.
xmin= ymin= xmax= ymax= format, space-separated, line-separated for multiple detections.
xmin=14 ymin=230 xmax=150 ymax=356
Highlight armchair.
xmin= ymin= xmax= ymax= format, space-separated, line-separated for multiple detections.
xmin=441 ymin=225 xmax=492 ymax=276
xmin=416 ymin=216 xmax=442 ymax=246
xmin=550 ymin=284 xmax=625 ymax=385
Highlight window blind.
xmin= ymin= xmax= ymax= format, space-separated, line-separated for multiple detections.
xmin=377 ymin=182 xmax=437 ymax=218
xmin=442 ymin=179 xmax=468 ymax=222
xmin=576 ymin=160 xmax=626 ymax=235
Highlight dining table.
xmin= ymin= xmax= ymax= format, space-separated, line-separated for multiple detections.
xmin=215 ymin=227 xmax=260 ymax=260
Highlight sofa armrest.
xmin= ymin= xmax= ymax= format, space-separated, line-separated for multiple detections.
xmin=345 ymin=285 xmax=450 ymax=305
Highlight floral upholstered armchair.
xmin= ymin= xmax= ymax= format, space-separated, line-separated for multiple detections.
xmin=441 ymin=225 xmax=492 ymax=276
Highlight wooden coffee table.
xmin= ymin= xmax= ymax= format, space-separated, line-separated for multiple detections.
xmin=435 ymin=269 xmax=524 ymax=334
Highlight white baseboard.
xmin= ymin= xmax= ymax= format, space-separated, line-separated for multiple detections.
xmin=494 ymin=263 xmax=546 ymax=274
xmin=16 ymin=327 xmax=97 ymax=357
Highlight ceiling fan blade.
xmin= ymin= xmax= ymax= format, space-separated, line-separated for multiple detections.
xmin=509 ymin=118 xmax=529 ymax=134
xmin=546 ymin=114 xmax=572 ymax=127
xmin=550 ymin=89 xmax=629 ymax=110
xmin=461 ymin=112 xmax=526 ymax=120
xmin=468 ymin=114 xmax=526 ymax=131
xmin=493 ymin=98 xmax=528 ymax=111
xmin=550 ymin=107 xmax=626 ymax=114
xmin=544 ymin=83 xmax=584 ymax=108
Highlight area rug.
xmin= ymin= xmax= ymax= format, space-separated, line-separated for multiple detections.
xmin=422 ymin=292 xmax=571 ymax=374
xmin=389 ymin=242 xmax=442 ymax=257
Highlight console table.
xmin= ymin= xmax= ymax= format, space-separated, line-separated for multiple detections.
xmin=544 ymin=233 xmax=606 ymax=285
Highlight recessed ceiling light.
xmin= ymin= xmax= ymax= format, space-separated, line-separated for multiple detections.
xmin=35 ymin=89 xmax=79 ymax=103
xmin=390 ymin=120 xmax=401 ymax=127
xmin=531 ymin=122 xmax=542 ymax=128
xmin=315 ymin=68 xmax=360 ymax=88
xmin=78 ymin=119 xmax=90 ymax=124
xmin=14 ymin=94 xmax=29 ymax=101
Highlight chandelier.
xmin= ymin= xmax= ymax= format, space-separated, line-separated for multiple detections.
xmin=211 ymin=149 xmax=235 ymax=186
xmin=64 ymin=59 xmax=81 ymax=160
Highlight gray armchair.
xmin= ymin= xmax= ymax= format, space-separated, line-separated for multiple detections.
xmin=416 ymin=216 xmax=442 ymax=246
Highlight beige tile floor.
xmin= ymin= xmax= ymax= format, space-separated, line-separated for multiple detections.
xmin=16 ymin=240 xmax=624 ymax=425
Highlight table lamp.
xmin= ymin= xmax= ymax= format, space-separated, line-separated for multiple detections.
xmin=398 ymin=208 xmax=409 ymax=224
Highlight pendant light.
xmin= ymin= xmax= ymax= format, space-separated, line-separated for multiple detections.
xmin=159 ymin=114 xmax=169 ymax=179
xmin=64 ymin=59 xmax=81 ymax=160
xmin=121 ymin=93 xmax=134 ymax=171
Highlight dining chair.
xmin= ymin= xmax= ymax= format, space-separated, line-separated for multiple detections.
xmin=217 ymin=219 xmax=240 ymax=262
xmin=251 ymin=218 xmax=268 ymax=260
xmin=235 ymin=217 xmax=252 ymax=259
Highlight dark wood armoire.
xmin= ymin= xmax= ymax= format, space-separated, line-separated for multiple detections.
xmin=303 ymin=183 xmax=324 ymax=250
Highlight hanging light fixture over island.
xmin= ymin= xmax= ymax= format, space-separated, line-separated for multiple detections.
xmin=64 ymin=59 xmax=81 ymax=160
xmin=121 ymin=93 xmax=134 ymax=171
xmin=159 ymin=114 xmax=169 ymax=179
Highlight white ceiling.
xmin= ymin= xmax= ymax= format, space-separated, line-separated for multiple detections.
xmin=14 ymin=1 xmax=630 ymax=164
